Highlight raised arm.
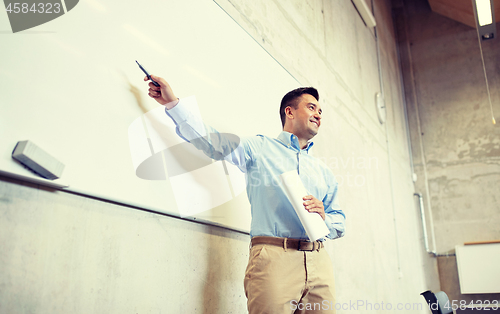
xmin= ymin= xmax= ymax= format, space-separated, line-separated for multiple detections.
xmin=143 ymin=74 xmax=260 ymax=173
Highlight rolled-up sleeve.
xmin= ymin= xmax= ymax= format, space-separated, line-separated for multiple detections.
xmin=322 ymin=177 xmax=346 ymax=240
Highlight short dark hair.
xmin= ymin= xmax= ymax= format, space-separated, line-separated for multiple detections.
xmin=279 ymin=87 xmax=319 ymax=128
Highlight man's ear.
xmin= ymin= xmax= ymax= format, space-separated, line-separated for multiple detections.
xmin=285 ymin=106 xmax=294 ymax=119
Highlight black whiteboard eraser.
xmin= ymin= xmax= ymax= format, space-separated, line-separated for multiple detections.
xmin=12 ymin=140 xmax=65 ymax=180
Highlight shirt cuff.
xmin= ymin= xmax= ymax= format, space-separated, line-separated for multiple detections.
xmin=165 ymin=97 xmax=192 ymax=123
xmin=324 ymin=213 xmax=345 ymax=239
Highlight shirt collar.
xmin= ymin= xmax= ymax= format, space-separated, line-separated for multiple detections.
xmin=277 ymin=131 xmax=314 ymax=152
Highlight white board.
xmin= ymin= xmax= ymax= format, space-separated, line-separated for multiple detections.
xmin=456 ymin=243 xmax=500 ymax=294
xmin=0 ymin=0 xmax=300 ymax=232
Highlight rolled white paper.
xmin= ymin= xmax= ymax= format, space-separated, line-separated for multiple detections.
xmin=280 ymin=170 xmax=330 ymax=241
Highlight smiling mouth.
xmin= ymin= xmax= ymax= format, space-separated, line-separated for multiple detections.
xmin=310 ymin=120 xmax=319 ymax=127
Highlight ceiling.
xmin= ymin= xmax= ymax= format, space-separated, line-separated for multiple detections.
xmin=427 ymin=0 xmax=500 ymax=28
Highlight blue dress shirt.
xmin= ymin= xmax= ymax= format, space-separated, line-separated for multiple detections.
xmin=165 ymin=96 xmax=345 ymax=240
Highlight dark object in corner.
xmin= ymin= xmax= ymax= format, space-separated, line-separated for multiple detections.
xmin=421 ymin=290 xmax=452 ymax=314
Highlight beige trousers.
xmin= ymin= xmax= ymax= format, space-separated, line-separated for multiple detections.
xmin=244 ymin=243 xmax=336 ymax=314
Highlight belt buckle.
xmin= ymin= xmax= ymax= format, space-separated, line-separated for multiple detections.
xmin=297 ymin=240 xmax=315 ymax=251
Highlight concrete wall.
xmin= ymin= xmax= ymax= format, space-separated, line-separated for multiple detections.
xmin=395 ymin=0 xmax=500 ymax=303
xmin=0 ymin=0 xmax=437 ymax=313
xmin=0 ymin=177 xmax=250 ymax=313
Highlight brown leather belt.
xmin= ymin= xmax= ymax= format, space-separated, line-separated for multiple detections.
xmin=251 ymin=236 xmax=324 ymax=251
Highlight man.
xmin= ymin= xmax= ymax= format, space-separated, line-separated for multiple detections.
xmin=144 ymin=74 xmax=345 ymax=314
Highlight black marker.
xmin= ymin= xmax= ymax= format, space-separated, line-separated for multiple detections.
xmin=136 ymin=60 xmax=160 ymax=87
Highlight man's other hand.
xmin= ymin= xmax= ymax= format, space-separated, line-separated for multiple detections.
xmin=303 ymin=195 xmax=325 ymax=220
xmin=145 ymin=74 xmax=179 ymax=109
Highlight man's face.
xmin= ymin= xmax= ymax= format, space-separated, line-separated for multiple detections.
xmin=288 ymin=94 xmax=322 ymax=140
